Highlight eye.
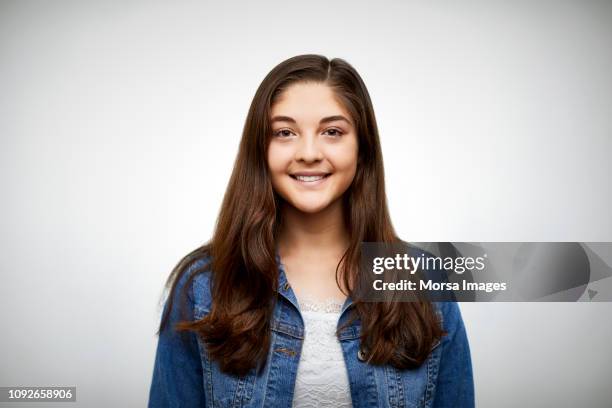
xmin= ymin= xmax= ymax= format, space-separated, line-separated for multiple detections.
xmin=323 ymin=128 xmax=344 ymax=137
xmin=273 ymin=128 xmax=295 ymax=138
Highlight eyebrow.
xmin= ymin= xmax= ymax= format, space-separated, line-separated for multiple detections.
xmin=270 ymin=115 xmax=352 ymax=126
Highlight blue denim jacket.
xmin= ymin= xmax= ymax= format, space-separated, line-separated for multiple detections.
xmin=149 ymin=255 xmax=474 ymax=407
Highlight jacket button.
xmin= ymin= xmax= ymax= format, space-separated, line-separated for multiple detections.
xmin=283 ymin=282 xmax=290 ymax=290
xmin=357 ymin=349 xmax=367 ymax=362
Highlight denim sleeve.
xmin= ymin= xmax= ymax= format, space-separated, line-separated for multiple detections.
xmin=432 ymin=302 xmax=475 ymax=408
xmin=148 ymin=269 xmax=206 ymax=408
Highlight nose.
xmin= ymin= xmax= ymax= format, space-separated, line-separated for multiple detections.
xmin=295 ymin=133 xmax=323 ymax=163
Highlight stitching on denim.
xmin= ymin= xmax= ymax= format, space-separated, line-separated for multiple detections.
xmin=385 ymin=365 xmax=406 ymax=408
xmin=271 ymin=319 xmax=304 ymax=339
xmin=260 ymin=330 xmax=276 ymax=407
xmin=197 ymin=336 xmax=216 ymax=407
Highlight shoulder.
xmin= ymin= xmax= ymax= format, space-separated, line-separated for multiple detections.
xmin=401 ymin=243 xmax=462 ymax=328
xmin=188 ymin=255 xmax=214 ymax=310
xmin=433 ymin=301 xmax=464 ymax=335
xmin=171 ymin=253 xmax=214 ymax=313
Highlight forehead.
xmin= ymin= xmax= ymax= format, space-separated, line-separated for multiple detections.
xmin=270 ymin=82 xmax=352 ymax=124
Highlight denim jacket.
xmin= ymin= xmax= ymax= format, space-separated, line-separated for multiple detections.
xmin=149 ymin=254 xmax=474 ymax=408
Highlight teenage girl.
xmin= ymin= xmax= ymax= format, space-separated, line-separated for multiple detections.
xmin=149 ymin=54 xmax=474 ymax=408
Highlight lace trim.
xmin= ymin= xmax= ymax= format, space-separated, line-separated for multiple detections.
xmin=296 ymin=292 xmax=345 ymax=313
xmin=292 ymin=293 xmax=352 ymax=408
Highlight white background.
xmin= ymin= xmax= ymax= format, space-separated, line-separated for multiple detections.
xmin=1 ymin=1 xmax=611 ymax=406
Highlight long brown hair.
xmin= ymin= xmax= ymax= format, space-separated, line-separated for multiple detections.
xmin=159 ymin=54 xmax=444 ymax=376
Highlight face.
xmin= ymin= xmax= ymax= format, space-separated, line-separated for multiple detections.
xmin=267 ymin=81 xmax=359 ymax=214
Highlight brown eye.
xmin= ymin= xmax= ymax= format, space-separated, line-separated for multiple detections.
xmin=324 ymin=128 xmax=344 ymax=137
xmin=274 ymin=129 xmax=294 ymax=138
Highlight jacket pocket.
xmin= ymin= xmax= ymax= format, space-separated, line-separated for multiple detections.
xmin=194 ymin=305 xmax=257 ymax=408
xmin=385 ymin=335 xmax=443 ymax=408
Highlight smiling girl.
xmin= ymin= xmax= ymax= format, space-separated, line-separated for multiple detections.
xmin=149 ymin=55 xmax=474 ymax=407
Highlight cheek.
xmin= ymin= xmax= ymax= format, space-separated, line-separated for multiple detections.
xmin=267 ymin=143 xmax=292 ymax=184
xmin=267 ymin=144 xmax=282 ymax=173
xmin=327 ymin=143 xmax=358 ymax=175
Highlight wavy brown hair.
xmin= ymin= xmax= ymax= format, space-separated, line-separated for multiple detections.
xmin=158 ymin=54 xmax=445 ymax=376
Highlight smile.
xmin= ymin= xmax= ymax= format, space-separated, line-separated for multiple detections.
xmin=289 ymin=173 xmax=331 ymax=185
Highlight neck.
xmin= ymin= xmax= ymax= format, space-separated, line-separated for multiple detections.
xmin=277 ymin=198 xmax=350 ymax=259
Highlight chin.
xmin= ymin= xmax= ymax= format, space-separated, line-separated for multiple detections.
xmin=289 ymin=200 xmax=332 ymax=214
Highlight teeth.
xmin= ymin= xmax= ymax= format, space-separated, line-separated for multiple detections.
xmin=295 ymin=175 xmax=326 ymax=182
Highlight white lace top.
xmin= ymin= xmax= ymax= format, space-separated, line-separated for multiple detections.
xmin=292 ymin=294 xmax=353 ymax=408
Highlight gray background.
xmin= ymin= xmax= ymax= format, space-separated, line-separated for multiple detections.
xmin=1 ymin=1 xmax=611 ymax=407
